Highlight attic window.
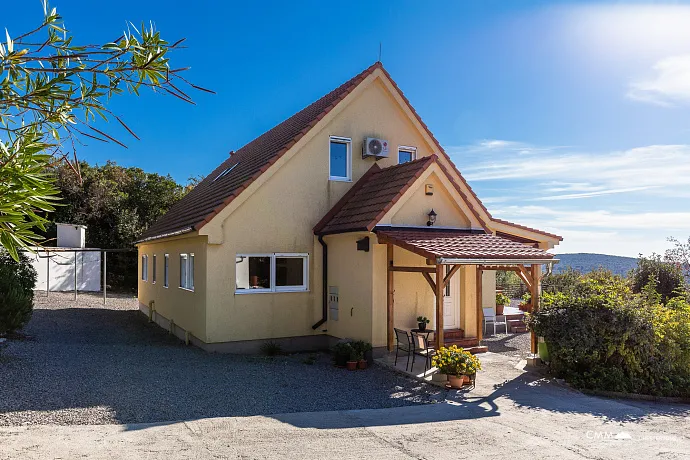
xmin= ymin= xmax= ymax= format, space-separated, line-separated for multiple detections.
xmin=213 ymin=163 xmax=239 ymax=182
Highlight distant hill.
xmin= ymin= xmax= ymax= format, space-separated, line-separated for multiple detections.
xmin=553 ymin=253 xmax=638 ymax=276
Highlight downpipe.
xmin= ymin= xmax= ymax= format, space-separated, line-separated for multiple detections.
xmin=311 ymin=235 xmax=328 ymax=330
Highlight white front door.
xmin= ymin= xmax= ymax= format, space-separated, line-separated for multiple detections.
xmin=443 ymin=266 xmax=459 ymax=329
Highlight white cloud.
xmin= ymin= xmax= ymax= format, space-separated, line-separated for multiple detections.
xmin=456 ymin=143 xmax=690 ymax=197
xmin=628 ymin=55 xmax=690 ymax=106
xmin=531 ymin=186 xmax=659 ymax=201
xmin=446 ymin=140 xmax=563 ymax=157
xmin=492 ymin=205 xmax=690 ymax=257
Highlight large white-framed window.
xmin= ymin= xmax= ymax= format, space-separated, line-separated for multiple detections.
xmin=164 ymin=254 xmax=169 ymax=288
xmin=141 ymin=255 xmax=148 ymax=281
xmin=235 ymin=253 xmax=308 ymax=294
xmin=398 ymin=145 xmax=417 ymax=164
xmin=329 ymin=136 xmax=351 ymax=181
xmin=152 ymin=254 xmax=157 ymax=284
xmin=179 ymin=253 xmax=194 ymax=291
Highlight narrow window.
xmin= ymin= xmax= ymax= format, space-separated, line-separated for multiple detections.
xmin=179 ymin=253 xmax=194 ymax=291
xmin=164 ymin=254 xmax=169 ymax=288
xmin=398 ymin=146 xmax=417 ymax=164
xmin=329 ymin=137 xmax=351 ymax=181
xmin=152 ymin=254 xmax=157 ymax=284
xmin=141 ymin=255 xmax=148 ymax=281
xmin=236 ymin=253 xmax=308 ymax=293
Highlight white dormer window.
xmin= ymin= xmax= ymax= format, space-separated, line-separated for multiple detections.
xmin=213 ymin=163 xmax=239 ymax=182
xmin=329 ymin=136 xmax=351 ymax=181
xmin=398 ymin=146 xmax=417 ymax=164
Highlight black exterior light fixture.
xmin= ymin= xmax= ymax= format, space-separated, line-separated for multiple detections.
xmin=427 ymin=209 xmax=437 ymax=227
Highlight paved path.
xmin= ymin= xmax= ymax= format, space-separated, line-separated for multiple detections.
xmin=2 ymin=353 xmax=688 ymax=459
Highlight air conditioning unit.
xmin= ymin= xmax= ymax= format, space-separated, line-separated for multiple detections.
xmin=362 ymin=137 xmax=390 ymax=159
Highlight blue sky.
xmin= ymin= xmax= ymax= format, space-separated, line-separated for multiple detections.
xmin=5 ymin=1 xmax=690 ymax=257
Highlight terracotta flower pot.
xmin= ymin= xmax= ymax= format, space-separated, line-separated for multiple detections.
xmin=448 ymin=375 xmax=464 ymax=389
xmin=357 ymin=359 xmax=368 ymax=369
xmin=346 ymin=361 xmax=358 ymax=371
xmin=462 ymin=375 xmax=470 ymax=385
xmin=495 ymin=304 xmax=505 ymax=316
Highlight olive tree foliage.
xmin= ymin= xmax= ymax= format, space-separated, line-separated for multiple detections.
xmin=666 ymin=236 xmax=690 ymax=280
xmin=0 ymin=1 xmax=211 ymax=260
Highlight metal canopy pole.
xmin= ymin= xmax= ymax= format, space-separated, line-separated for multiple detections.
xmin=74 ymin=250 xmax=78 ymax=300
xmin=46 ymin=251 xmax=50 ymax=297
xmin=103 ymin=251 xmax=107 ymax=305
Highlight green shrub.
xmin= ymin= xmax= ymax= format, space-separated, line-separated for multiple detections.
xmin=259 ymin=341 xmax=283 ymax=356
xmin=528 ymin=269 xmax=690 ymax=397
xmin=542 ymin=268 xmax=582 ymax=296
xmin=0 ymin=250 xmax=37 ymax=335
xmin=631 ymin=254 xmax=686 ymax=303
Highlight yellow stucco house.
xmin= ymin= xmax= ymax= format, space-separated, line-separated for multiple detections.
xmin=135 ymin=62 xmax=561 ymax=354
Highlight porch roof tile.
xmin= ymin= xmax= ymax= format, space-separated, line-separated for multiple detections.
xmin=374 ymin=228 xmax=555 ymax=261
xmin=313 ymin=156 xmax=437 ymax=235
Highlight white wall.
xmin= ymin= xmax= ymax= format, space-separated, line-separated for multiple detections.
xmin=29 ymin=250 xmax=101 ymax=292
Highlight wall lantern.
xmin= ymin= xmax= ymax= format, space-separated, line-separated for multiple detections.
xmin=427 ymin=209 xmax=437 ymax=227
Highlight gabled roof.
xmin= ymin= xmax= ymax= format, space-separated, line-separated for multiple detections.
xmin=375 ymin=228 xmax=555 ymax=261
xmin=137 ymin=63 xmax=382 ymax=243
xmin=137 ymin=61 xmax=561 ymax=244
xmin=313 ymin=155 xmax=436 ymax=235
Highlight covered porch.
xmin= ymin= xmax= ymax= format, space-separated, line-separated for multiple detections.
xmin=375 ymin=227 xmax=556 ymax=355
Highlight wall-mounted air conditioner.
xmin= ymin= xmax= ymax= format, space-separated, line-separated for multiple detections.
xmin=362 ymin=137 xmax=389 ymax=159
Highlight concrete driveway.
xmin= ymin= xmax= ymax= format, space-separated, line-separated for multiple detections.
xmin=2 ymin=352 xmax=688 ymax=459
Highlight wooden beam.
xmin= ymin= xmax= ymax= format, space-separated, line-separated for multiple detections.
xmin=530 ymin=264 xmax=541 ymax=354
xmin=390 ymin=266 xmax=435 ymax=273
xmin=422 ymin=272 xmax=436 ymax=292
xmin=442 ymin=264 xmax=461 ymax=288
xmin=435 ymin=263 xmax=444 ymax=350
xmin=480 ymin=266 xmax=523 ymax=272
xmin=476 ymin=266 xmax=484 ymax=342
xmin=515 ymin=265 xmax=533 ymax=291
xmin=387 ymin=244 xmax=394 ymax=352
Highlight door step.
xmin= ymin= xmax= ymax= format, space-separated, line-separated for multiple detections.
xmin=443 ymin=337 xmax=479 ymax=348
xmin=442 ymin=328 xmax=464 ymax=339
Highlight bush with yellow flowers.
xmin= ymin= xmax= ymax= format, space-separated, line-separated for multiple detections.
xmin=431 ymin=345 xmax=482 ymax=376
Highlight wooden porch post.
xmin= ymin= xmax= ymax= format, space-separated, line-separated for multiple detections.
xmin=529 ymin=264 xmax=541 ymax=354
xmin=387 ymin=243 xmax=394 ymax=352
xmin=476 ymin=265 xmax=484 ymax=342
xmin=435 ymin=263 xmax=444 ymax=350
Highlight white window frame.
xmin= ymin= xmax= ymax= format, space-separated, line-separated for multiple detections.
xmin=163 ymin=254 xmax=169 ymax=288
xmin=152 ymin=254 xmax=157 ymax=284
xmin=141 ymin=255 xmax=148 ymax=281
xmin=329 ymin=136 xmax=352 ymax=182
xmin=235 ymin=253 xmax=309 ymax=294
xmin=398 ymin=145 xmax=417 ymax=164
xmin=179 ymin=253 xmax=194 ymax=292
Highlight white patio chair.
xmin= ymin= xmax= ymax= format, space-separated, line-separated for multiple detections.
xmin=483 ymin=308 xmax=508 ymax=335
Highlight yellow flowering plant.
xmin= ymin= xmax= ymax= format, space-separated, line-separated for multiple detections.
xmin=431 ymin=345 xmax=482 ymax=376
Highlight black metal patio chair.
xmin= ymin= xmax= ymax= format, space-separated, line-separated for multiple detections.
xmin=394 ymin=328 xmax=414 ymax=371
xmin=411 ymin=331 xmax=436 ymax=373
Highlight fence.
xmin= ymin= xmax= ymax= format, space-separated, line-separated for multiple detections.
xmin=25 ymin=248 xmax=136 ymax=304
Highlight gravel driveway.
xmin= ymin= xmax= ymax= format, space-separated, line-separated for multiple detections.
xmin=0 ymin=293 xmax=443 ymax=426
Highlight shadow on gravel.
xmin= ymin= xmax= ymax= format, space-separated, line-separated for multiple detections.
xmin=0 ymin=307 xmax=441 ymax=427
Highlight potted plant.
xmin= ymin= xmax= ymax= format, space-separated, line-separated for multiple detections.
xmin=431 ymin=345 xmax=482 ymax=389
xmin=495 ymin=292 xmax=510 ymax=316
xmin=519 ymin=292 xmax=531 ymax=312
xmin=416 ymin=316 xmax=430 ymax=331
xmin=346 ymin=348 xmax=359 ymax=371
xmin=352 ymin=340 xmax=373 ymax=368
xmin=331 ymin=342 xmax=353 ymax=368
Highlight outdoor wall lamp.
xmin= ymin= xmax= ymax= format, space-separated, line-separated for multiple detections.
xmin=427 ymin=209 xmax=437 ymax=226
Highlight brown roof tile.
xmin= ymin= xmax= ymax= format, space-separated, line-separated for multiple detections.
xmin=314 ymin=156 xmax=436 ymax=235
xmin=375 ymin=228 xmax=555 ymax=261
xmin=137 ymin=63 xmax=383 ymax=242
